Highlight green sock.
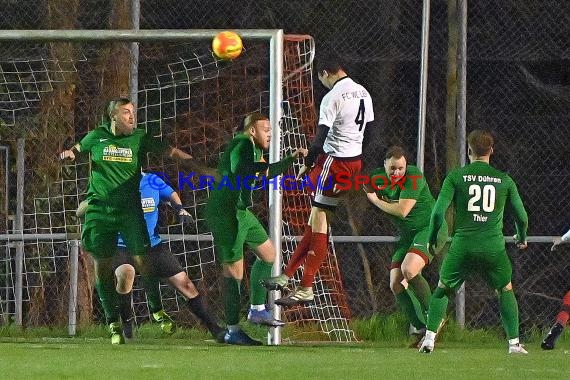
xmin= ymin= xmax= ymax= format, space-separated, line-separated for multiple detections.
xmin=141 ymin=275 xmax=162 ymax=313
xmin=499 ymin=289 xmax=520 ymax=339
xmin=427 ymin=287 xmax=449 ymax=332
xmin=250 ymin=259 xmax=273 ymax=305
xmin=95 ymin=278 xmax=119 ymax=324
xmin=223 ymin=277 xmax=242 ymax=325
xmin=408 ymin=274 xmax=432 ymax=313
xmin=395 ymin=290 xmax=426 ymax=329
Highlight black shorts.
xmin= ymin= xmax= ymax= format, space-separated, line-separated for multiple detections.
xmin=113 ymin=243 xmax=184 ymax=279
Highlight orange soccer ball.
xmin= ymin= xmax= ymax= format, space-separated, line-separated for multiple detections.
xmin=212 ymin=31 xmax=243 ymax=60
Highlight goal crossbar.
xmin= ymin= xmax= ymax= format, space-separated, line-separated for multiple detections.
xmin=0 ymin=29 xmax=280 ymax=41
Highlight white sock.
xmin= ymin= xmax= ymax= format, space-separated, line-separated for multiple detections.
xmin=425 ymin=330 xmax=437 ymax=341
xmin=250 ymin=304 xmax=265 ymax=311
xmin=508 ymin=337 xmax=519 ymax=346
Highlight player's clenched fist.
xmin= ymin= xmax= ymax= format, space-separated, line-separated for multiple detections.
xmin=59 ymin=149 xmax=76 ymax=161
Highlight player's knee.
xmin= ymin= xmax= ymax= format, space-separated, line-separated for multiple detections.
xmin=115 ymin=264 xmax=135 ymax=293
xmin=222 ymin=261 xmax=244 ymax=280
xmin=180 ymin=278 xmax=199 ymax=297
xmin=401 ymin=266 xmax=419 ymax=281
xmin=181 ymin=276 xmax=197 ymax=291
xmin=255 ymin=240 xmax=276 ymax=263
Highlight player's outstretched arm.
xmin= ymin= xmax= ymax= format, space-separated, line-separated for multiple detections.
xmin=267 ymin=147 xmax=308 ymax=178
xmin=58 ymin=144 xmax=80 ymax=161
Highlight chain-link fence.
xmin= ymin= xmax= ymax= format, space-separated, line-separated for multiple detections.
xmin=1 ymin=0 xmax=569 ymax=334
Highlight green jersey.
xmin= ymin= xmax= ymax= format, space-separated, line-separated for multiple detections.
xmin=429 ymin=161 xmax=528 ymax=251
xmin=370 ymin=165 xmax=435 ymax=233
xmin=208 ymin=134 xmax=294 ymax=211
xmin=77 ymin=122 xmax=168 ymax=208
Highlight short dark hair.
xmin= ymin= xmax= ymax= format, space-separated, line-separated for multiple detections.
xmin=468 ymin=129 xmax=494 ymax=156
xmin=385 ymin=145 xmax=407 ymax=161
xmin=104 ymin=97 xmax=131 ymax=123
xmin=237 ymin=112 xmax=268 ymax=132
xmin=316 ymin=52 xmax=346 ymax=76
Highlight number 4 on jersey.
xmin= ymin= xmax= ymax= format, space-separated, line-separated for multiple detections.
xmin=355 ymin=99 xmax=365 ymax=131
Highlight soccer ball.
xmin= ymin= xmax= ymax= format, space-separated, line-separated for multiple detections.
xmin=212 ymin=31 xmax=243 ymax=60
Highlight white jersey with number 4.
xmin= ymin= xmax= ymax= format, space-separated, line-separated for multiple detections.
xmin=319 ymin=77 xmax=374 ymax=158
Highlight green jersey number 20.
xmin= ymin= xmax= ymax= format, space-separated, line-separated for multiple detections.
xmin=467 ymin=184 xmax=496 ymax=212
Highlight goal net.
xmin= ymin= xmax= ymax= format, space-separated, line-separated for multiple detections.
xmin=0 ymin=33 xmax=355 ymax=341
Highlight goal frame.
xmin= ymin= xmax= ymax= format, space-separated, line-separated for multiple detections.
xmin=0 ymin=28 xmax=286 ymax=343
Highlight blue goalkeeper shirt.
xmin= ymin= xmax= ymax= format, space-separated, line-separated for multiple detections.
xmin=118 ymin=173 xmax=174 ymax=248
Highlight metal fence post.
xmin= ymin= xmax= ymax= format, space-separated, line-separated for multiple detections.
xmin=14 ymin=138 xmax=25 ymax=326
xmin=455 ymin=0 xmax=468 ymax=328
xmin=68 ymin=240 xmax=80 ymax=336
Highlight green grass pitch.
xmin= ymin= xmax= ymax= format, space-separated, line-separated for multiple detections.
xmin=0 ymin=339 xmax=568 ymax=379
xmin=0 ymin=317 xmax=568 ymax=379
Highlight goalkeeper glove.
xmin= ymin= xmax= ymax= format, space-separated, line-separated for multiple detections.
xmin=172 ymin=204 xmax=194 ymax=224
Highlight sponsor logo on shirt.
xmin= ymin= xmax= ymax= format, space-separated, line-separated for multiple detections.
xmin=102 ymin=145 xmax=133 ymax=162
xmin=141 ymin=197 xmax=156 ymax=213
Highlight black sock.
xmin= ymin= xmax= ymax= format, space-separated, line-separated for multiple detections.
xmin=118 ymin=292 xmax=133 ymax=323
xmin=187 ymin=294 xmax=222 ymax=336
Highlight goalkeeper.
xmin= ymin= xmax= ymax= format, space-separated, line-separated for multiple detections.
xmin=206 ymin=112 xmax=307 ymax=345
xmin=364 ymin=145 xmax=448 ymax=346
xmin=59 ymin=97 xmax=193 ymax=344
xmin=77 ymin=172 xmax=224 ymax=342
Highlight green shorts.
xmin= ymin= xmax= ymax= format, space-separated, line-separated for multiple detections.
xmin=438 ymin=241 xmax=512 ymax=291
xmin=391 ymin=222 xmax=448 ymax=269
xmin=82 ymin=201 xmax=150 ymax=258
xmin=207 ymin=208 xmax=269 ymax=264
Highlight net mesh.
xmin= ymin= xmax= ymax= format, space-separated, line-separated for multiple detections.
xmin=0 ymin=35 xmax=355 ymax=341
